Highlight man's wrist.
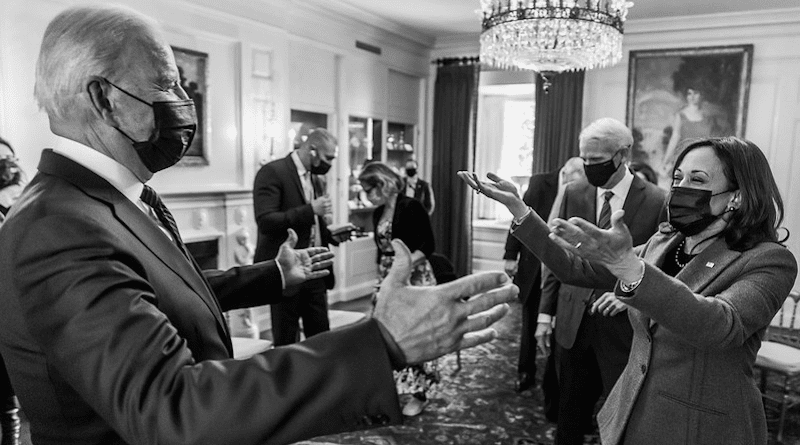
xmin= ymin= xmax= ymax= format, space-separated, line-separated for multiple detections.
xmin=511 ymin=207 xmax=532 ymax=227
xmin=537 ymin=313 xmax=553 ymax=324
xmin=375 ymin=319 xmax=407 ymax=370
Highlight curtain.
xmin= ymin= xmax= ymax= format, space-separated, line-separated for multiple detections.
xmin=531 ymin=71 xmax=585 ymax=174
xmin=474 ymin=95 xmax=505 ymax=220
xmin=431 ymin=58 xmax=480 ymax=277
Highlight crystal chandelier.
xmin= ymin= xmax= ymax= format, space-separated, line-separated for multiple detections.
xmin=479 ymin=0 xmax=633 ymax=73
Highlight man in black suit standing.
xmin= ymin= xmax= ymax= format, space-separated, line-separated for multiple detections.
xmin=402 ymin=159 xmax=435 ymax=215
xmin=503 ymin=157 xmax=584 ymax=394
xmin=536 ymin=118 xmax=666 ymax=445
xmin=253 ymin=129 xmax=338 ymax=346
xmin=0 ymin=6 xmax=517 ymax=443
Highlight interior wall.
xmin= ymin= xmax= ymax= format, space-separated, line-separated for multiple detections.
xmin=433 ymin=7 xmax=800 ymax=290
xmin=583 ymin=8 xmax=800 ymax=290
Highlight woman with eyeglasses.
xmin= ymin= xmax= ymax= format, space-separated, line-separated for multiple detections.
xmin=358 ymin=161 xmax=439 ymax=417
xmin=461 ymin=137 xmax=796 ymax=445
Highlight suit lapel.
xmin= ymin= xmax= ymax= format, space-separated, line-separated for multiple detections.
xmin=675 ymin=237 xmax=741 ymax=294
xmin=38 ymin=150 xmax=231 ymax=346
xmin=284 ymin=154 xmax=308 ymax=204
xmin=620 ymin=176 xmax=647 ymax=228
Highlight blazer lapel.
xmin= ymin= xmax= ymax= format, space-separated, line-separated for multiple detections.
xmin=675 ymin=237 xmax=741 ymax=294
xmin=620 ymin=176 xmax=647 ymax=226
xmin=284 ymin=154 xmax=308 ymax=204
xmin=38 ymin=150 xmax=231 ymax=345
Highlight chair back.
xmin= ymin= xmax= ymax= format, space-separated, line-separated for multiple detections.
xmin=766 ymin=290 xmax=800 ymax=348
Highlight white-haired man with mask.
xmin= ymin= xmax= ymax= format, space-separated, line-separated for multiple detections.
xmin=535 ymin=118 xmax=666 ymax=444
xmin=0 ymin=5 xmax=516 ymax=444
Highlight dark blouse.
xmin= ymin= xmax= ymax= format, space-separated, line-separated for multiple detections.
xmin=371 ymin=194 xmax=435 ymax=263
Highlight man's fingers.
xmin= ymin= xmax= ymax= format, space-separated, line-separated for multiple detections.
xmin=306 ymin=247 xmax=331 ymax=258
xmin=463 ymin=303 xmax=510 ymax=335
xmin=383 ymin=239 xmax=413 ymax=286
xmin=310 ymin=258 xmax=334 ymax=271
xmin=610 ymin=209 xmax=626 ymax=229
xmin=438 ymin=271 xmax=513 ymax=302
xmin=458 ymin=328 xmax=499 ymax=352
xmin=283 ymin=228 xmax=298 ymax=248
xmin=463 ymin=284 xmax=517 ymax=317
xmin=305 ymin=270 xmax=330 ymax=280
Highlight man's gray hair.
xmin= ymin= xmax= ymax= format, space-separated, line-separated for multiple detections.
xmin=579 ymin=118 xmax=633 ymax=153
xmin=34 ymin=4 xmax=158 ymax=119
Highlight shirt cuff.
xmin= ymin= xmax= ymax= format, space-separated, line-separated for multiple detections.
xmin=275 ymin=261 xmax=286 ymax=289
xmin=537 ymin=314 xmax=553 ymax=324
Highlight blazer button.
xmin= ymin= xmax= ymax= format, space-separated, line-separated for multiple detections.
xmin=640 ymin=364 xmax=647 ymax=374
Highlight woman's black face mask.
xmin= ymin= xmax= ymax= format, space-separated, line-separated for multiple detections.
xmin=667 ymin=186 xmax=734 ymax=236
xmin=0 ymin=157 xmax=21 ymax=189
xmin=105 ymin=79 xmax=197 ymax=173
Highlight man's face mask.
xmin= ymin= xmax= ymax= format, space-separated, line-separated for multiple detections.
xmin=667 ymin=186 xmax=735 ymax=236
xmin=309 ymin=148 xmax=333 ymax=175
xmin=583 ymin=150 xmax=621 ymax=188
xmin=405 ymin=167 xmax=417 ymax=177
xmin=105 ymin=79 xmax=197 ymax=173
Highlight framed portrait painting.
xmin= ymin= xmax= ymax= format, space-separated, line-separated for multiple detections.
xmin=171 ymin=46 xmax=209 ymax=166
xmin=626 ymin=45 xmax=753 ymax=187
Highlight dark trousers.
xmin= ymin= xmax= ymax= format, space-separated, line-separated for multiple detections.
xmin=555 ymin=310 xmax=632 ymax=445
xmin=518 ymin=290 xmax=541 ymax=376
xmin=270 ymin=279 xmax=330 ymax=346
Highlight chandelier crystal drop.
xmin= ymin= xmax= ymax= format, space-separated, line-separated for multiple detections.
xmin=479 ymin=0 xmax=634 ymax=73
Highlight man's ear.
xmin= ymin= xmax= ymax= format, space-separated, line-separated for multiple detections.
xmin=86 ymin=76 xmax=119 ymax=128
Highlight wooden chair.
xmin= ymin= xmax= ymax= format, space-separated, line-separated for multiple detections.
xmin=755 ymin=290 xmax=800 ymax=443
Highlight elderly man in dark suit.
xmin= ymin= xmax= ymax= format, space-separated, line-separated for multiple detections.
xmin=402 ymin=158 xmax=435 ymax=215
xmin=253 ymin=128 xmax=338 ymax=346
xmin=0 ymin=5 xmax=516 ymax=444
xmin=536 ymin=118 xmax=666 ymax=445
xmin=503 ymin=157 xmax=584 ymax=394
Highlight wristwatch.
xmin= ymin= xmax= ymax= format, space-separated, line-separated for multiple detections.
xmin=511 ymin=207 xmax=533 ymax=229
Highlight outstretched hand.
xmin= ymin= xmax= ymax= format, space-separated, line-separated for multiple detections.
xmin=548 ymin=209 xmax=640 ymax=278
xmin=373 ymin=239 xmax=518 ymax=365
xmin=277 ymin=229 xmax=335 ymax=287
xmin=457 ymin=171 xmax=528 ymax=218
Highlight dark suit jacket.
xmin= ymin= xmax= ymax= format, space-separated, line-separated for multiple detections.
xmin=512 ymin=215 xmax=797 ymax=445
xmin=0 ymin=150 xmax=400 ymax=444
xmin=253 ymin=153 xmax=336 ymax=288
xmin=539 ymin=175 xmax=666 ymax=349
xmin=402 ymin=177 xmax=433 ymax=214
xmin=503 ymin=170 xmax=559 ymax=304
xmin=371 ymin=194 xmax=435 ymax=263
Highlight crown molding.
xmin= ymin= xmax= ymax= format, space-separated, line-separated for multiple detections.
xmin=625 ymin=7 xmax=800 ymax=34
xmin=289 ymin=0 xmax=436 ymax=50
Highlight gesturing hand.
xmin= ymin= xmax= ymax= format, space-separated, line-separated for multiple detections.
xmin=373 ymin=239 xmax=518 ymax=365
xmin=457 ymin=171 xmax=528 ymax=218
xmin=548 ymin=209 xmax=640 ymax=279
xmin=590 ymin=292 xmax=629 ymax=317
xmin=277 ymin=229 xmax=335 ymax=287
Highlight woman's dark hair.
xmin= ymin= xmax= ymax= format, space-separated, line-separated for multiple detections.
xmin=357 ymin=162 xmax=403 ymax=197
xmin=673 ymin=137 xmax=787 ymax=251
xmin=630 ymin=161 xmax=658 ymax=185
xmin=0 ymin=136 xmax=13 ymax=155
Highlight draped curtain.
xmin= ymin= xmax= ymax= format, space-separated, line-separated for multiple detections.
xmin=474 ymin=95 xmax=505 ymax=220
xmin=531 ymin=71 xmax=585 ymax=174
xmin=431 ymin=58 xmax=480 ymax=277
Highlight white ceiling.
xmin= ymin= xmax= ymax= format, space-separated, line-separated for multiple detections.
xmin=315 ymin=0 xmax=799 ymax=42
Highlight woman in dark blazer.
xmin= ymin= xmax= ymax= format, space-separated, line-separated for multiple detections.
xmin=358 ymin=162 xmax=438 ymax=417
xmin=462 ymin=137 xmax=797 ymax=445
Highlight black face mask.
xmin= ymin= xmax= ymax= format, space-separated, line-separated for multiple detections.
xmin=309 ymin=149 xmax=332 ymax=175
xmin=583 ymin=151 xmax=621 ymax=188
xmin=0 ymin=157 xmax=21 ymax=189
xmin=668 ymin=186 xmax=734 ymax=236
xmin=405 ymin=168 xmax=417 ymax=177
xmin=106 ymin=79 xmax=197 ymax=173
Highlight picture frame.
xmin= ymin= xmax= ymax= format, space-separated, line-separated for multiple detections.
xmin=172 ymin=45 xmax=209 ymax=166
xmin=625 ymin=44 xmax=753 ymax=187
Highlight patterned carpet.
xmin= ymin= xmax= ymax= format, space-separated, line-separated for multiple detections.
xmin=298 ymin=299 xmax=800 ymax=445
xmin=12 ymin=300 xmax=800 ymax=444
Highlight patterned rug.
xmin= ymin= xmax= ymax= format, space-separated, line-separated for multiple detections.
xmin=297 ymin=300 xmax=800 ymax=445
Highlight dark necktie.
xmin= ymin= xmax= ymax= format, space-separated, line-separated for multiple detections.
xmin=140 ymin=185 xmax=184 ymax=247
xmin=597 ymin=190 xmax=614 ymax=229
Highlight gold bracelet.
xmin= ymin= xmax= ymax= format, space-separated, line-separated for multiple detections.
xmin=619 ymin=260 xmax=645 ymax=293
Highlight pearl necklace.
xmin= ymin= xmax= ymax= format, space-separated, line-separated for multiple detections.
xmin=674 ymin=239 xmax=692 ymax=268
